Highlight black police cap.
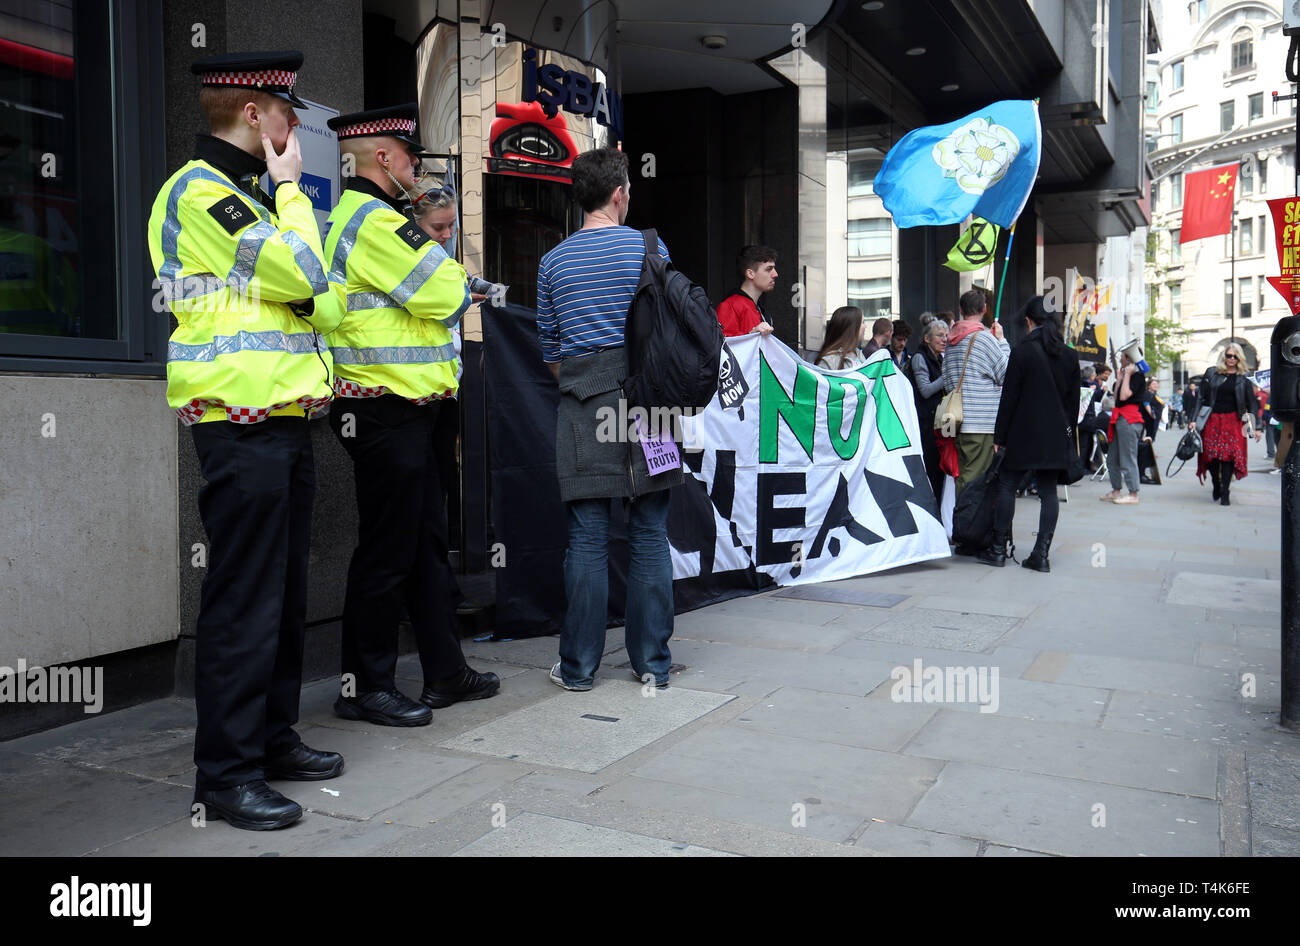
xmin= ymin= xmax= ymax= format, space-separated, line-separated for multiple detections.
xmin=328 ymin=104 xmax=429 ymax=154
xmin=191 ymin=51 xmax=308 ymax=109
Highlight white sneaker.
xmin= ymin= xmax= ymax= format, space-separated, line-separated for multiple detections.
xmin=549 ymin=662 xmax=591 ymax=691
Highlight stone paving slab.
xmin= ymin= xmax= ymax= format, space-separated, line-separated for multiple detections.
xmin=702 ymin=593 xmax=867 ymax=627
xmin=662 ymin=638 xmax=899 ymax=697
xmin=669 ymin=611 xmax=866 ymax=652
xmin=853 ymin=821 xmax=980 ymax=856
xmin=1100 ymin=690 xmax=1298 ymax=753
xmin=440 ymin=682 xmax=734 ymax=773
xmin=828 ymin=640 xmax=1040 ymax=679
xmin=451 ymin=811 xmax=737 ymax=856
xmin=865 ymin=670 xmax=1112 ymax=726
xmin=1194 ymin=642 xmax=1280 ymax=673
xmin=0 ymin=752 xmax=193 ymax=856
xmin=905 ymin=762 xmax=1220 ymax=857
xmin=1245 ymin=750 xmax=1300 ymax=833
xmin=729 ymin=685 xmax=937 ymax=752
xmin=628 ymin=725 xmax=943 ymax=825
xmin=903 ymin=710 xmax=1219 ymax=797
xmin=1026 ymin=650 xmax=1272 ymax=702
xmin=844 ymin=607 xmax=1019 ymax=652
xmin=1167 ymin=573 xmax=1281 ymax=614
xmin=372 ymin=759 xmax=532 ymax=828
xmin=593 ymin=774 xmax=867 ymax=844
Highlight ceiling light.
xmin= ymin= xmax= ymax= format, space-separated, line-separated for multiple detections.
xmin=862 ymin=1 xmax=885 ymax=9
xmin=906 ymin=47 xmax=926 ymax=56
xmin=700 ymin=34 xmax=727 ymax=50
xmin=940 ymin=83 xmax=960 ymax=92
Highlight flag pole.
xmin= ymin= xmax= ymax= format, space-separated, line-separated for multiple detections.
xmin=994 ymin=222 xmax=1017 ymax=322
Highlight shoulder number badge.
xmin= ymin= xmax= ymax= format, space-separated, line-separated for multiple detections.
xmin=395 ymin=220 xmax=429 ymax=250
xmin=206 ymin=196 xmax=256 ymax=236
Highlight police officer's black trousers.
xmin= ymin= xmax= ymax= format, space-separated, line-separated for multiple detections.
xmin=190 ymin=417 xmax=314 ymax=790
xmin=330 ymin=395 xmax=467 ymax=693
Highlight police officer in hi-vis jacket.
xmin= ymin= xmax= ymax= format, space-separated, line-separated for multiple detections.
xmin=325 ymin=104 xmax=499 ymax=727
xmin=147 ymin=52 xmax=345 ymax=831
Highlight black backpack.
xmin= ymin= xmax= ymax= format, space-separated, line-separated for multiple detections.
xmin=623 ymin=229 xmax=725 ymax=413
xmin=952 ymin=452 xmax=1012 ymax=554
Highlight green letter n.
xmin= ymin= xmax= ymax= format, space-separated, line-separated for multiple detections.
xmin=857 ymin=359 xmax=912 ymax=451
xmin=760 ymin=351 xmax=817 ymax=462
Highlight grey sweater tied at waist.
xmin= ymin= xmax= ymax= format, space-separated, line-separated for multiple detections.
xmin=555 ymin=346 xmax=684 ymax=502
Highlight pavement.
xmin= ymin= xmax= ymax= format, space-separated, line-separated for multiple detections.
xmin=2 ymin=426 xmax=1296 ymax=857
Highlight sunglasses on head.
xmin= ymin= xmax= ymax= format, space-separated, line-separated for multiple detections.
xmin=412 ymin=183 xmax=456 ymax=207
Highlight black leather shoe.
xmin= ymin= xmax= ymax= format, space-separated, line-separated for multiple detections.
xmin=265 ymin=744 xmax=344 ymax=781
xmin=334 ymin=690 xmax=432 ymax=727
xmin=194 ymin=781 xmax=302 ymax=831
xmin=420 ymin=667 xmax=501 ymax=708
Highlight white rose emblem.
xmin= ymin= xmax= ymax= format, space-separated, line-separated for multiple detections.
xmin=932 ymin=117 xmax=1020 ymax=195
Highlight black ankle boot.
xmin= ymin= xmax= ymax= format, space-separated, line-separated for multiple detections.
xmin=977 ymin=532 xmax=1010 ymax=567
xmin=1221 ymin=475 xmax=1231 ymax=506
xmin=1022 ymin=531 xmax=1053 ymax=572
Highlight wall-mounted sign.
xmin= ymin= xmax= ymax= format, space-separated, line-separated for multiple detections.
xmin=522 ymin=48 xmax=624 ymax=142
xmin=1267 ymin=196 xmax=1300 ymax=315
xmin=489 ymin=101 xmax=578 ymax=183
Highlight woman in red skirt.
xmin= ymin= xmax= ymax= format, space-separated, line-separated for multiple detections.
xmin=1193 ymin=343 xmax=1262 ymax=506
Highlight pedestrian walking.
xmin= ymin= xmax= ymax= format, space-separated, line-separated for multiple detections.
xmin=815 ymin=306 xmax=868 ymax=370
xmin=1099 ymin=339 xmax=1146 ymax=505
xmin=325 ymin=104 xmax=499 ymax=728
xmin=1192 ymin=342 xmax=1262 ymax=506
xmin=979 ymin=296 xmax=1080 ymax=571
xmin=537 ymin=147 xmax=683 ymax=691
xmin=148 ymin=51 xmax=346 ymax=830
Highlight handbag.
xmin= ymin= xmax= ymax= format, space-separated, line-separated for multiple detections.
xmin=934 ymin=334 xmax=979 ymax=433
xmin=1063 ymin=424 xmax=1086 ymax=485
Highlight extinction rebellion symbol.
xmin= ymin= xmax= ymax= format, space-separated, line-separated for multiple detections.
xmin=958 ymin=219 xmax=996 ymax=267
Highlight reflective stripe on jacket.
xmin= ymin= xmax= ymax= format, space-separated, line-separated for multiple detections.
xmin=147 ymin=161 xmax=343 ymax=421
xmin=323 ymin=188 xmax=470 ymax=401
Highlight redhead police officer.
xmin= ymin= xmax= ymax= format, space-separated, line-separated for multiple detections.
xmin=147 ymin=52 xmax=345 ymax=830
xmin=324 ymin=105 xmax=499 ymax=726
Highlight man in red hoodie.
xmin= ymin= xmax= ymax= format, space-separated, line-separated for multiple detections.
xmin=716 ymin=245 xmax=778 ymax=338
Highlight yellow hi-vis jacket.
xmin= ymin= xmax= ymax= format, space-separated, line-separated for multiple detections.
xmin=147 ymin=162 xmax=343 ymax=424
xmin=324 ymin=186 xmax=470 ymax=401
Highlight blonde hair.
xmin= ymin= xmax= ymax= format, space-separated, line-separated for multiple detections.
xmin=411 ymin=180 xmax=456 ymax=219
xmin=1216 ymin=342 xmax=1247 ymax=373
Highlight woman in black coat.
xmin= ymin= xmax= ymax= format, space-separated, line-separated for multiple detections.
xmin=979 ymin=296 xmax=1082 ymax=571
xmin=1192 ymin=342 xmax=1262 ymax=505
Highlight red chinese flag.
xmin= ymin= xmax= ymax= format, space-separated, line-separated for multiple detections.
xmin=1179 ymin=163 xmax=1238 ymax=243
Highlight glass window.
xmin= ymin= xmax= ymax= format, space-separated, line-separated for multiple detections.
xmin=1171 ymin=229 xmax=1181 ymax=263
xmin=1225 ymin=231 xmax=1233 ymax=256
xmin=1232 ymin=28 xmax=1253 ymax=73
xmin=1146 ymin=80 xmax=1159 ymax=113
xmin=1241 ymin=163 xmax=1253 ymax=195
xmin=1258 ymin=159 xmax=1268 ymax=194
xmin=1172 ymin=60 xmax=1185 ymax=90
xmin=1221 ymin=100 xmax=1235 ymax=132
xmin=1260 ymin=275 xmax=1267 ymax=313
xmin=1260 ymin=215 xmax=1268 ymax=248
xmin=1240 ymin=276 xmax=1253 ymax=319
xmin=1171 ymin=114 xmax=1183 ymax=144
xmin=1172 ymin=172 xmax=1183 ymax=208
xmin=847 ymin=277 xmax=891 ymax=317
xmin=1224 ymin=279 xmax=1233 ymax=317
xmin=1240 ymin=217 xmax=1253 ymax=254
xmin=848 ymin=158 xmax=881 ymax=197
xmin=847 ymin=218 xmax=891 ymax=257
xmin=0 ymin=2 xmax=116 ymax=342
xmin=1171 ymin=282 xmax=1182 ymax=319
xmin=1249 ymin=92 xmax=1263 ymax=123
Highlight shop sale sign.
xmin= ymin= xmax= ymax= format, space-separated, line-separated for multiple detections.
xmin=1267 ymin=196 xmax=1300 ymax=314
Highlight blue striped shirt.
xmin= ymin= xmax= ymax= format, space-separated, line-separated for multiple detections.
xmin=536 ymin=226 xmax=670 ymax=363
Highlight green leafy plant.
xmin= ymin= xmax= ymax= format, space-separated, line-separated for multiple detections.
xmin=1144 ymin=310 xmax=1191 ymax=372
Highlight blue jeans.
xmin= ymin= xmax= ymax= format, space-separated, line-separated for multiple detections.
xmin=559 ymin=490 xmax=674 ymax=687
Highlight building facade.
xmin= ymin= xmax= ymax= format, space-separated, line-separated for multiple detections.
xmin=1147 ymin=0 xmax=1297 ymax=378
xmin=1 ymin=0 xmax=1157 ymax=737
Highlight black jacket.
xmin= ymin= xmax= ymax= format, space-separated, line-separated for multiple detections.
xmin=1194 ymin=368 xmax=1258 ymax=423
xmin=993 ymin=327 xmax=1083 ymax=471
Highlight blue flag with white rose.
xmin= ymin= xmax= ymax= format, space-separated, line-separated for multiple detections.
xmin=873 ymin=99 xmax=1041 ymax=229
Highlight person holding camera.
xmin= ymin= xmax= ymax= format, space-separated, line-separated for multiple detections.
xmin=1193 ymin=343 xmax=1261 ymax=506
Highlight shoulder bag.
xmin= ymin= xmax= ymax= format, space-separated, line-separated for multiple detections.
xmin=934 ymin=334 xmax=979 ymax=433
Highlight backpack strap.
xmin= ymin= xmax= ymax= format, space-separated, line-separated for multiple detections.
xmin=641 ymin=228 xmax=658 ymax=258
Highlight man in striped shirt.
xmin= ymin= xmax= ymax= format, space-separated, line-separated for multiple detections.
xmin=942 ymin=289 xmax=1009 ymax=496
xmin=536 ymin=147 xmax=680 ymax=692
